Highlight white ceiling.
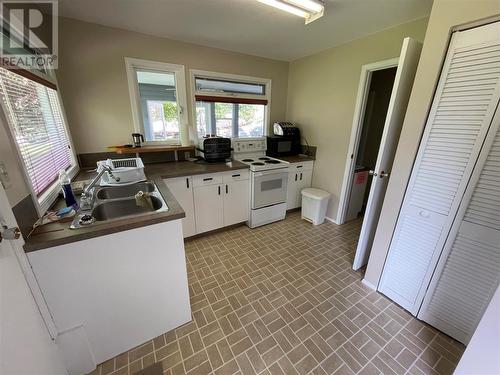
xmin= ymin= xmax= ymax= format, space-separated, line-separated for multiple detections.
xmin=60 ymin=0 xmax=433 ymax=61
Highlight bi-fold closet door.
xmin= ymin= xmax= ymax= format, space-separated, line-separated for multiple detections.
xmin=418 ymin=107 xmax=500 ymax=344
xmin=378 ymin=21 xmax=500 ymax=344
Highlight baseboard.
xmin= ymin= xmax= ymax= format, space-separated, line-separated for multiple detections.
xmin=361 ymin=278 xmax=377 ymax=290
xmin=325 ymin=216 xmax=339 ymax=225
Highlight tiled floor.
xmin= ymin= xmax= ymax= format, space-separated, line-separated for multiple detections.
xmin=91 ymin=212 xmax=465 ymax=375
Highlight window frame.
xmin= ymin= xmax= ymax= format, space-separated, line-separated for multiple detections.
xmin=190 ymin=69 xmax=272 ymax=139
xmin=0 ymin=68 xmax=79 ymax=216
xmin=125 ymin=58 xmax=188 ymax=145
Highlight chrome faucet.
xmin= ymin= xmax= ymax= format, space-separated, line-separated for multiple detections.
xmin=80 ymin=165 xmax=120 ymax=209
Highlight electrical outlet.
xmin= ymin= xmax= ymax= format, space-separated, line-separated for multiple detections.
xmin=0 ymin=162 xmax=11 ymax=189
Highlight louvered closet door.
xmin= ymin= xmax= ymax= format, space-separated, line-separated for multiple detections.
xmin=379 ymin=21 xmax=500 ymax=315
xmin=418 ymin=107 xmax=500 ymax=344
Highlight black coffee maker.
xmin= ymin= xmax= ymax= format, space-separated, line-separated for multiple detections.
xmin=132 ymin=133 xmax=144 ymax=148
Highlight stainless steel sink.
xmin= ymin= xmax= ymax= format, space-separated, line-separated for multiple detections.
xmin=70 ymin=180 xmax=168 ymax=229
xmin=96 ymin=182 xmax=155 ymax=200
xmin=92 ymin=196 xmax=163 ymax=221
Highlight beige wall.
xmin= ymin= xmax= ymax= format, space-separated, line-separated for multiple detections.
xmin=364 ymin=0 xmax=500 ymax=287
xmin=285 ymin=17 xmax=429 ymax=220
xmin=56 ymin=18 xmax=290 ymax=154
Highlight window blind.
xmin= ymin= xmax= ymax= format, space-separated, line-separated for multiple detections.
xmin=0 ymin=67 xmax=72 ymax=196
xmin=195 ymin=95 xmax=268 ymax=105
xmin=194 ymin=76 xmax=268 ymax=105
xmin=195 ymin=77 xmax=266 ymax=95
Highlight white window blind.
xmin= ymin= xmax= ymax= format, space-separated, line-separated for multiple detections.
xmin=194 ymin=73 xmax=270 ymax=139
xmin=0 ymin=67 xmax=73 ymax=196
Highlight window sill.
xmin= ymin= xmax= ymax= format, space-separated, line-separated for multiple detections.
xmin=108 ymin=144 xmax=195 ymax=155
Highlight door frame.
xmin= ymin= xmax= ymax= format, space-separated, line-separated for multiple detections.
xmin=0 ymin=184 xmax=58 ymax=339
xmin=336 ymin=58 xmax=399 ymax=225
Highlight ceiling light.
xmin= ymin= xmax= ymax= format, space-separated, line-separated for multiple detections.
xmin=287 ymin=0 xmax=324 ymax=13
xmin=258 ymin=0 xmax=309 ymax=18
xmin=257 ymin=0 xmax=325 ymax=24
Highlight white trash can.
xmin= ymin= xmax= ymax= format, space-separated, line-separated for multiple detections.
xmin=301 ymin=188 xmax=331 ymax=225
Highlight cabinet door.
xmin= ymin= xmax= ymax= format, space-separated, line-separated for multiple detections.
xmin=297 ymin=169 xmax=313 ymax=207
xmin=224 ymin=180 xmax=249 ymax=226
xmin=286 ymin=172 xmax=299 ymax=209
xmin=164 ymin=177 xmax=196 ymax=238
xmin=193 ymin=184 xmax=223 ymax=234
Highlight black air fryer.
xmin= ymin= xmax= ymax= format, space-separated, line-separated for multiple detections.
xmin=197 ymin=137 xmax=232 ymax=162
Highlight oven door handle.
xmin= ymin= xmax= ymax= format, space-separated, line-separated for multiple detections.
xmin=253 ymin=169 xmax=289 ymax=177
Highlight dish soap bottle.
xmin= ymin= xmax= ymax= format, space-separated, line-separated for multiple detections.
xmin=59 ymin=170 xmax=77 ymax=208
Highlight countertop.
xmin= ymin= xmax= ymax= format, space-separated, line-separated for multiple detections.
xmin=278 ymin=154 xmax=316 ymax=163
xmin=24 ymin=160 xmax=249 ymax=253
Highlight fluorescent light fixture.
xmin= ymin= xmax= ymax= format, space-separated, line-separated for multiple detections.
xmin=287 ymin=0 xmax=324 ymax=13
xmin=257 ymin=0 xmax=308 ymax=18
xmin=257 ymin=0 xmax=325 ymax=24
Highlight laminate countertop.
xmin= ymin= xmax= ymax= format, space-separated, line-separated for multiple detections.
xmin=278 ymin=155 xmax=316 ymax=163
xmin=24 ymin=160 xmax=249 ymax=253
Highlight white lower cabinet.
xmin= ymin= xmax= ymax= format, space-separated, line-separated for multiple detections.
xmin=286 ymin=161 xmax=314 ymax=209
xmin=164 ymin=170 xmax=249 ymax=237
xmin=193 ymin=184 xmax=224 ymax=234
xmin=223 ymin=179 xmax=249 ymax=226
xmin=163 ymin=176 xmax=196 ymax=237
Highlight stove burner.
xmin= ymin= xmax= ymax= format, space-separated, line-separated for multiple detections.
xmin=242 ymin=158 xmax=254 ymax=162
xmin=258 ymin=157 xmax=271 ymax=161
xmin=265 ymin=160 xmax=281 ymax=164
xmin=252 ymin=162 xmax=265 ymax=166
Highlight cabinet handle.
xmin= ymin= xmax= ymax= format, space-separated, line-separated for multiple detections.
xmin=218 ymin=186 xmax=221 ymax=195
xmin=186 ymin=178 xmax=189 ymax=188
xmin=297 ymin=165 xmax=303 ymax=168
xmin=232 ymin=174 xmax=240 ymax=178
xmin=300 ymin=173 xmax=303 ymax=180
xmin=203 ymin=177 xmax=213 ymax=182
xmin=295 ymin=174 xmax=298 ymax=181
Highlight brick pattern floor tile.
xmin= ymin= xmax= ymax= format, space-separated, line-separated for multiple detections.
xmin=90 ymin=212 xmax=465 ymax=375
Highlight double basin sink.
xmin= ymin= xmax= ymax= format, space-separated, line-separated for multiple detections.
xmin=70 ymin=181 xmax=168 ymax=229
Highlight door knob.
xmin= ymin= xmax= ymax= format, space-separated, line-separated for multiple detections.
xmin=379 ymin=171 xmax=390 ymax=179
xmin=0 ymin=225 xmax=21 ymax=243
xmin=368 ymin=170 xmax=377 ymax=177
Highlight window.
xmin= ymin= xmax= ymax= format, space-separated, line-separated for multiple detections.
xmin=125 ymin=58 xmax=188 ymax=143
xmin=0 ymin=67 xmax=77 ymax=215
xmin=193 ymin=72 xmax=270 ymax=138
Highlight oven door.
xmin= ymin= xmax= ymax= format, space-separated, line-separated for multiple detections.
xmin=251 ymin=169 xmax=289 ymax=209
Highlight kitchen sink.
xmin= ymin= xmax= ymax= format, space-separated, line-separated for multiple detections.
xmin=92 ymin=196 xmax=164 ymax=221
xmin=70 ymin=180 xmax=168 ymax=229
xmin=96 ymin=182 xmax=155 ymax=199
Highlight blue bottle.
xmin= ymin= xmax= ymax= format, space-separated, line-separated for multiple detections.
xmin=59 ymin=170 xmax=77 ymax=208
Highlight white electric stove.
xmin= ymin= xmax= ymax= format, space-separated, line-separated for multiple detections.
xmin=232 ymin=138 xmax=289 ymax=228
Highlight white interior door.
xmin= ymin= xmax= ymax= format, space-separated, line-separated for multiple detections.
xmin=0 ymin=184 xmax=67 ymax=375
xmin=353 ymin=37 xmax=422 ymax=270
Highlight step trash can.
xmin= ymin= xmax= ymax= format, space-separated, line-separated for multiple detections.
xmin=301 ymin=188 xmax=331 ymax=225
